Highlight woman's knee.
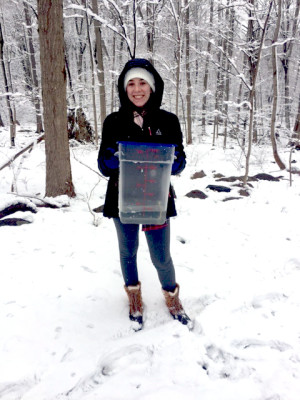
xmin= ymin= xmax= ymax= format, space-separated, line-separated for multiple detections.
xmin=114 ymin=219 xmax=139 ymax=255
xmin=150 ymin=251 xmax=172 ymax=268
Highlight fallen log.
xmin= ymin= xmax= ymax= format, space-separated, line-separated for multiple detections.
xmin=8 ymin=193 xmax=70 ymax=209
xmin=0 ymin=200 xmax=37 ymax=219
xmin=0 ymin=218 xmax=32 ymax=226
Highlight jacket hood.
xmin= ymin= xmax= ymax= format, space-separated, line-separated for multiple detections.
xmin=118 ymin=58 xmax=164 ymax=110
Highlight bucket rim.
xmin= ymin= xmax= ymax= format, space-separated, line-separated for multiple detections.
xmin=118 ymin=141 xmax=175 ymax=148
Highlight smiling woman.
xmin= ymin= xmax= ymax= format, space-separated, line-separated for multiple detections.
xmin=123 ymin=66 xmax=155 ymax=109
xmin=97 ymin=58 xmax=191 ymax=331
xmin=126 ymin=78 xmax=152 ymax=108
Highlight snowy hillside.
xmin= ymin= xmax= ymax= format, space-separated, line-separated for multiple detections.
xmin=1 ymin=126 xmax=300 ymax=400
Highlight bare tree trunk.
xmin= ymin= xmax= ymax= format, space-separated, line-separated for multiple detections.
xmin=169 ymin=0 xmax=182 ymax=116
xmin=202 ymin=0 xmax=213 ymax=136
xmin=175 ymin=42 xmax=181 ymax=117
xmin=236 ymin=53 xmax=248 ymax=147
xmin=23 ymin=1 xmax=43 ymax=133
xmin=74 ymin=5 xmax=87 ymax=107
xmin=280 ymin=0 xmax=300 ymax=130
xmin=110 ymin=33 xmax=116 ymax=114
xmin=132 ymin=0 xmax=137 ymax=59
xmin=184 ymin=0 xmax=192 ymax=144
xmin=245 ymin=0 xmax=259 ymax=144
xmin=213 ymin=8 xmax=223 ymax=145
xmin=137 ymin=1 xmax=164 ymax=63
xmin=37 ymin=0 xmax=75 ymax=198
xmin=146 ymin=2 xmax=155 ymax=62
xmin=270 ymin=0 xmax=285 ymax=170
xmin=220 ymin=10 xmax=228 ymax=147
xmin=223 ymin=1 xmax=235 ymax=149
xmin=282 ymin=61 xmax=290 ymax=130
xmin=85 ymin=1 xmax=98 ymax=143
xmin=0 ymin=21 xmax=16 ymax=147
xmin=65 ymin=50 xmax=76 ymax=107
xmin=92 ymin=0 xmax=106 ymax=130
xmin=244 ymin=1 xmax=273 ymax=185
xmin=294 ymin=94 xmax=300 ymax=139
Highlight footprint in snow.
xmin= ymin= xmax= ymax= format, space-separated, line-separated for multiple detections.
xmin=100 ymin=344 xmax=152 ymax=377
xmin=0 ymin=378 xmax=38 ymax=399
xmin=63 ymin=344 xmax=152 ymax=397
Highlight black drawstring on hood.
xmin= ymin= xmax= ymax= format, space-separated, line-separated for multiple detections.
xmin=118 ymin=58 xmax=164 ymax=111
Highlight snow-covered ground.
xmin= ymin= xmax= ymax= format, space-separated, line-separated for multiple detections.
xmin=1 ymin=126 xmax=300 ymax=400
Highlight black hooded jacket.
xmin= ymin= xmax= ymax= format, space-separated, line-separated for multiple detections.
xmin=97 ymin=58 xmax=186 ymax=219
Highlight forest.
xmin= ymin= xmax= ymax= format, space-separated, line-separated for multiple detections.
xmin=0 ymin=0 xmax=300 ymax=195
xmin=1 ymin=3 xmax=300 ymax=398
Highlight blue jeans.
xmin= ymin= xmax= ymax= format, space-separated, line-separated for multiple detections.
xmin=113 ymin=218 xmax=176 ymax=291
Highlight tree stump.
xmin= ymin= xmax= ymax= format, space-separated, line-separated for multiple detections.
xmin=68 ymin=108 xmax=94 ymax=143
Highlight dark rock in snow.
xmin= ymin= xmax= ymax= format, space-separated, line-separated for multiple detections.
xmin=253 ymin=173 xmax=281 ymax=182
xmin=232 ymin=182 xmax=254 ymax=189
xmin=213 ymin=173 xmax=225 ymax=179
xmin=185 ymin=190 xmax=208 ymax=199
xmin=223 ymin=197 xmax=242 ymax=202
xmin=216 ymin=176 xmax=241 ymax=182
xmin=206 ymin=185 xmax=231 ymax=193
xmin=238 ymin=189 xmax=250 ymax=197
xmin=191 ymin=170 xmax=206 ymax=179
xmin=216 ymin=173 xmax=282 ymax=183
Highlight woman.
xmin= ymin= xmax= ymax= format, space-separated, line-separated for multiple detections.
xmin=98 ymin=58 xmax=192 ymax=330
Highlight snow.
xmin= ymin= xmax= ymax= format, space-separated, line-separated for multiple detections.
xmin=1 ymin=126 xmax=300 ymax=399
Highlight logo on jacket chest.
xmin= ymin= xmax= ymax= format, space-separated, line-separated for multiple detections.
xmin=155 ymin=129 xmax=162 ymax=136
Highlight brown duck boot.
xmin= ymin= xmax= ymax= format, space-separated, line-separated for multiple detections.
xmin=124 ymin=282 xmax=143 ymax=331
xmin=162 ymin=284 xmax=193 ymax=329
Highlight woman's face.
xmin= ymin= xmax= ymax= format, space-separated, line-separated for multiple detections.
xmin=126 ymin=78 xmax=151 ymax=108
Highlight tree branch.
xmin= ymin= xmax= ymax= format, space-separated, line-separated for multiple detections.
xmin=0 ymin=134 xmax=45 ymax=172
